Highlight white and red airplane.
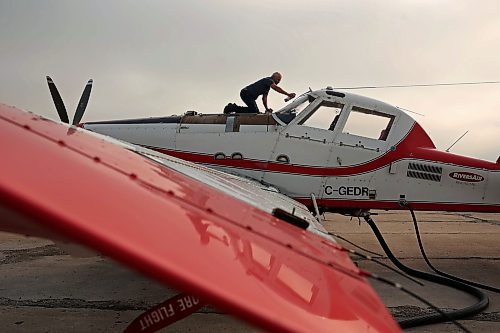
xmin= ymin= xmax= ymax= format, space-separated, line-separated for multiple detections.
xmin=0 ymin=77 xmax=498 ymax=333
xmin=80 ymin=85 xmax=500 ymax=215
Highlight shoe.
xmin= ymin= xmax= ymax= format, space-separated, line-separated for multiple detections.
xmin=224 ymin=103 xmax=232 ymax=114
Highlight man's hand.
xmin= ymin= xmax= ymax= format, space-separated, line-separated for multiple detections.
xmin=265 ymin=108 xmax=273 ymax=113
xmin=284 ymin=92 xmax=296 ymax=102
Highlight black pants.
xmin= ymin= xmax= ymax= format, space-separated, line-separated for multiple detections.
xmin=238 ymin=89 xmax=259 ymax=113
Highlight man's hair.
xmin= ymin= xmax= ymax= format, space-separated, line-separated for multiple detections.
xmin=272 ymin=72 xmax=281 ymax=77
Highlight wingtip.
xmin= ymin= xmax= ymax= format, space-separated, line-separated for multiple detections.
xmin=87 ymin=79 xmax=93 ymax=85
xmin=46 ymin=76 xmax=53 ymax=83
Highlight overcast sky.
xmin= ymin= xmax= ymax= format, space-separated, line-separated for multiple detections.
xmin=1 ymin=0 xmax=499 ymax=161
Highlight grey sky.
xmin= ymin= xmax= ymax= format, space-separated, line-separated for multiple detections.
xmin=1 ymin=0 xmax=499 ymax=161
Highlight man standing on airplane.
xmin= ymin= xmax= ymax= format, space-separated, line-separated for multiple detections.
xmin=224 ymin=72 xmax=296 ymax=114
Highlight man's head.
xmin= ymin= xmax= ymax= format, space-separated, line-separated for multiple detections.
xmin=271 ymin=72 xmax=282 ymax=84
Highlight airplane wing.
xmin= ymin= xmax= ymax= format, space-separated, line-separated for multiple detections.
xmin=0 ymin=104 xmax=401 ymax=333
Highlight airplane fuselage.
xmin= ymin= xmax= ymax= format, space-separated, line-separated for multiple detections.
xmin=83 ymin=88 xmax=500 ymax=214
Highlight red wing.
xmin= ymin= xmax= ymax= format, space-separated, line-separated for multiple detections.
xmin=0 ymin=104 xmax=401 ymax=333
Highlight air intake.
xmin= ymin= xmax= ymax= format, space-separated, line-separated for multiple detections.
xmin=407 ymin=162 xmax=442 ymax=182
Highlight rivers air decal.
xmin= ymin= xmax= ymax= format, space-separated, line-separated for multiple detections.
xmin=449 ymin=172 xmax=484 ymax=183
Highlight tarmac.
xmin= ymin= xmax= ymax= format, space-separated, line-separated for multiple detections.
xmin=0 ymin=211 xmax=498 ymax=332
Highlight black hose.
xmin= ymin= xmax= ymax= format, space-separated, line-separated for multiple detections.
xmin=328 ymin=231 xmax=384 ymax=257
xmin=363 ymin=215 xmax=489 ymax=329
xmin=407 ymin=206 xmax=500 ymax=294
xmin=368 ymin=273 xmax=471 ymax=333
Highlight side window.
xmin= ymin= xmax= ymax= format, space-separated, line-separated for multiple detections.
xmin=298 ymin=101 xmax=343 ymax=131
xmin=342 ymin=106 xmax=395 ymax=141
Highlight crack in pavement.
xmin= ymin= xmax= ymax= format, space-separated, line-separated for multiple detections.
xmin=0 ymin=245 xmax=67 ymax=265
xmin=0 ymin=297 xmax=219 ymax=313
xmin=390 ymin=305 xmax=500 ymax=322
xmin=1 ymin=298 xmax=498 ymax=322
xmin=453 ymin=213 xmax=500 ymax=227
xmin=2 ymin=245 xmax=497 ymax=264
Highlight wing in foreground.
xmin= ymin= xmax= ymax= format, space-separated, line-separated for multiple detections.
xmin=0 ymin=104 xmax=401 ymax=333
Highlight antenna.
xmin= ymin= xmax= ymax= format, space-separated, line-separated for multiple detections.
xmin=396 ymin=106 xmax=425 ymax=117
xmin=338 ymin=80 xmax=500 ymax=90
xmin=446 ymin=130 xmax=469 ymax=152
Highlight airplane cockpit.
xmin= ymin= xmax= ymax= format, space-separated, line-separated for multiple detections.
xmin=273 ymin=87 xmax=409 ymax=147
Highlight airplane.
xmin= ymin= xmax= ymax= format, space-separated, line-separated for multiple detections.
xmin=77 ymin=84 xmax=500 ymax=216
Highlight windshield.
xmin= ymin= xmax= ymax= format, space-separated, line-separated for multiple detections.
xmin=275 ymin=94 xmax=314 ymax=124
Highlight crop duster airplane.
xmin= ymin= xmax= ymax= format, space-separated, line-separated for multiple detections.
xmin=0 ymin=76 xmax=498 ymax=333
xmin=77 ymin=82 xmax=500 ymax=215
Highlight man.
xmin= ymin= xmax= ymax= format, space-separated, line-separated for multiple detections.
xmin=224 ymin=72 xmax=296 ymax=114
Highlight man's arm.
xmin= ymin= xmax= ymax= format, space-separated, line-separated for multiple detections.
xmin=271 ymin=83 xmax=295 ymax=98
xmin=262 ymin=94 xmax=270 ymax=111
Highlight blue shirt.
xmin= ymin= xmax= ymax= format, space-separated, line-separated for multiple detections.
xmin=243 ymin=77 xmax=274 ymax=100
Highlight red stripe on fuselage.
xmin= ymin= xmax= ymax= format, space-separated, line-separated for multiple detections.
xmin=149 ymin=123 xmax=499 ymax=176
xmin=295 ymin=198 xmax=500 ymax=213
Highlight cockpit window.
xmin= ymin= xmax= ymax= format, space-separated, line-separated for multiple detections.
xmin=342 ymin=106 xmax=395 ymax=141
xmin=275 ymin=94 xmax=313 ymax=124
xmin=298 ymin=101 xmax=343 ymax=131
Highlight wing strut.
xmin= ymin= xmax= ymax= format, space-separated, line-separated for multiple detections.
xmin=310 ymin=193 xmax=321 ymax=221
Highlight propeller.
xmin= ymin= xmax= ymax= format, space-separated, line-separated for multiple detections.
xmin=46 ymin=76 xmax=93 ymax=125
xmin=46 ymin=76 xmax=69 ymax=124
xmin=73 ymin=79 xmax=93 ymax=125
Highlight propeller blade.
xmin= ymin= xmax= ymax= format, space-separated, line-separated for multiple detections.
xmin=46 ymin=76 xmax=69 ymax=124
xmin=72 ymin=79 xmax=93 ymax=126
